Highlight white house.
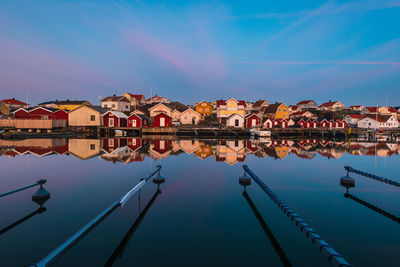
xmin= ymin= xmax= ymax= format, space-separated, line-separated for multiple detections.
xmin=226 ymin=113 xmax=244 ymax=128
xmin=101 ymin=96 xmax=130 ymax=112
xmin=357 ymin=115 xmax=399 ymax=129
xmin=344 ymin=114 xmax=363 ymax=126
xmin=317 ymin=101 xmax=346 ymax=111
xmin=179 ymin=108 xmax=201 ymax=125
xmin=296 ymin=100 xmax=318 ymax=109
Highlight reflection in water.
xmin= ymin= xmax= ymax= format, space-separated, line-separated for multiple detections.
xmin=105 ymin=188 xmax=162 ymax=267
xmin=1 ymin=137 xmax=400 ymax=165
xmin=241 ymin=190 xmax=292 ymax=266
xmin=0 ymin=183 xmax=50 ymax=236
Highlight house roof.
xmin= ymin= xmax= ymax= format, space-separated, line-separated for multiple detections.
xmin=227 ymin=113 xmax=244 ymax=119
xmin=245 ymin=113 xmax=260 ymax=119
xmin=362 ymin=114 xmax=395 ymax=123
xmin=319 ymin=100 xmax=341 ymax=108
xmin=292 ymin=111 xmax=312 ymax=116
xmin=125 ymin=93 xmax=145 ymax=102
xmin=1 ymin=98 xmax=27 ymax=105
xmin=216 ymin=100 xmax=226 ymax=107
xmin=346 ymin=114 xmax=363 ymax=119
xmin=350 ymin=105 xmax=363 ymax=108
xmin=365 ymin=107 xmax=377 ymax=113
xmin=103 ymin=110 xmax=128 ymax=118
xmin=77 ymin=105 xmax=108 ymax=114
xmin=147 ymin=95 xmax=170 ymax=101
xmin=38 ymin=100 xmax=89 ymax=105
xmin=297 ymin=100 xmax=315 ymax=105
xmin=261 ymin=103 xmax=284 ymax=113
xmin=101 ymin=96 xmax=129 ymax=102
xmin=181 ymin=108 xmax=201 ymax=116
xmin=253 ymin=100 xmax=268 ymax=107
xmin=216 ymin=99 xmax=246 ymax=107
xmin=148 ymin=103 xmax=173 ymax=112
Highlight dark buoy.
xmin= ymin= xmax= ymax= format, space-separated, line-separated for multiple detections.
xmin=153 ymin=174 xmax=165 ymax=185
xmin=32 ymin=184 xmax=50 ymax=206
xmin=340 ymin=175 xmax=355 ymax=189
xmin=239 ymin=172 xmax=251 ymax=187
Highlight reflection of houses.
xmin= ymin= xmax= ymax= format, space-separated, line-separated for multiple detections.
xmin=68 ymin=139 xmax=101 ymax=160
xmin=194 ymin=142 xmax=213 ymax=159
xmin=0 ymin=139 xmax=68 ymax=157
xmin=216 ymin=140 xmax=246 ymax=165
xmin=265 ymin=146 xmax=289 ymax=160
xmin=149 ymin=139 xmax=172 ymax=159
xmin=179 ymin=140 xmax=200 ymax=154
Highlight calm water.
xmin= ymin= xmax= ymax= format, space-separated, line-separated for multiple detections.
xmin=0 ymin=138 xmax=400 ymax=266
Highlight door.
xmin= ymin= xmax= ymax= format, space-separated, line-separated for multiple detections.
xmin=132 ymin=119 xmax=137 ymax=127
xmin=252 ymin=119 xmax=256 ymax=127
xmin=160 ymin=117 xmax=165 ymax=127
xmin=109 ymin=118 xmax=114 ymax=127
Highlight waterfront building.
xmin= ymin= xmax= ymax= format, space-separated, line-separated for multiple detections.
xmin=171 ymin=109 xmax=182 ymax=123
xmin=152 ymin=113 xmax=172 ymax=127
xmin=226 ymin=113 xmax=245 ymax=128
xmin=102 ymin=110 xmax=128 ymax=128
xmin=127 ymin=113 xmax=150 ymax=128
xmin=216 ymin=98 xmax=246 ymax=124
xmin=357 ymin=115 xmax=399 ymax=129
xmin=260 ymin=102 xmax=289 ymax=119
xmin=68 ymin=105 xmax=107 ymax=127
xmin=148 ymin=103 xmax=172 ymax=117
xmin=245 ymin=113 xmax=262 ymax=128
xmin=263 ymin=118 xmax=290 ymax=129
xmin=195 ymin=101 xmax=213 ymax=118
xmin=38 ymin=100 xmax=91 ymax=110
xmin=344 ymin=114 xmax=363 ymax=126
xmin=101 ymin=96 xmax=130 ymax=112
xmin=349 ymin=105 xmax=368 ymax=113
xmin=317 ymin=100 xmax=346 ymax=111
xmin=180 ymin=108 xmax=201 ymax=125
xmin=296 ymin=100 xmax=318 ymax=109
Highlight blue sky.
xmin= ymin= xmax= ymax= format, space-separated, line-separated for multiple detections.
xmin=0 ymin=0 xmax=399 ymax=106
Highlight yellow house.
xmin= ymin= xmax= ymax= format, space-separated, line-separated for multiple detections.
xmin=195 ymin=101 xmax=213 ymax=117
xmin=216 ymin=98 xmax=246 ymax=123
xmin=39 ymin=100 xmax=91 ymax=111
xmin=261 ymin=102 xmax=289 ymax=119
xmin=0 ymin=101 xmax=10 ymax=115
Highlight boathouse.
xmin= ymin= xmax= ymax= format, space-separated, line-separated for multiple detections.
xmin=152 ymin=113 xmax=172 ymax=127
xmin=102 ymin=111 xmax=128 ymax=128
xmin=127 ymin=113 xmax=150 ymax=128
xmin=245 ymin=113 xmax=262 ymax=128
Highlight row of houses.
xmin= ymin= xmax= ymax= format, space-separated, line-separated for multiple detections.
xmin=2 ymin=138 xmax=399 ymax=165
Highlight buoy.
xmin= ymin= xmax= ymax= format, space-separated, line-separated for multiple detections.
xmin=152 ymin=174 xmax=165 ymax=185
xmin=32 ymin=185 xmax=50 ymax=206
xmin=340 ymin=175 xmax=355 ymax=188
xmin=239 ymin=172 xmax=251 ymax=187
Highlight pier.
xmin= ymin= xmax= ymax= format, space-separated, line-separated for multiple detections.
xmin=344 ymin=166 xmax=400 ymax=187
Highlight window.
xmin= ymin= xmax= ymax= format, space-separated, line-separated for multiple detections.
xmin=126 ymin=105 xmax=128 ymax=109
xmin=283 ymin=109 xmax=287 ymax=112
xmin=90 ymin=144 xmax=95 ymax=150
xmin=235 ymin=119 xmax=239 ymax=126
xmin=112 ymin=104 xmax=116 ymax=108
xmin=198 ymin=107 xmax=203 ymax=112
xmin=235 ymin=140 xmax=239 ymax=147
xmin=278 ymin=108 xmax=281 ymax=112
xmin=129 ymin=120 xmax=132 ymax=123
xmin=90 ymin=115 xmax=95 ymax=121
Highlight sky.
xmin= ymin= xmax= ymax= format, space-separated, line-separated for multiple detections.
xmin=0 ymin=0 xmax=400 ymax=106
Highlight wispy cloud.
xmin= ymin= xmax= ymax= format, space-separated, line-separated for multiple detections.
xmin=233 ymin=60 xmax=400 ymax=66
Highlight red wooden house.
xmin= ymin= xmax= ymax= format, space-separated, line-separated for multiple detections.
xmin=319 ymin=119 xmax=330 ymax=128
xmin=127 ymin=113 xmax=150 ymax=128
xmin=152 ymin=113 xmax=172 ymax=127
xmin=245 ymin=114 xmax=262 ymax=128
xmin=127 ymin=138 xmax=142 ymax=152
xmin=102 ymin=111 xmax=128 ymax=127
xmin=263 ymin=118 xmax=289 ymax=129
xmin=53 ymin=109 xmax=68 ymax=120
xmin=14 ymin=108 xmax=29 ymax=119
xmin=334 ymin=119 xmax=347 ymax=129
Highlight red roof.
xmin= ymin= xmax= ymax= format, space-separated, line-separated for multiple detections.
xmin=350 ymin=105 xmax=363 ymax=108
xmin=238 ymin=100 xmax=246 ymax=106
xmin=216 ymin=100 xmax=226 ymax=107
xmin=253 ymin=100 xmax=267 ymax=107
xmin=387 ymin=107 xmax=397 ymax=113
xmin=365 ymin=107 xmax=377 ymax=113
xmin=347 ymin=114 xmax=363 ymax=119
xmin=297 ymin=100 xmax=314 ymax=105
xmin=101 ymin=96 xmax=129 ymax=102
xmin=319 ymin=101 xmax=339 ymax=107
xmin=126 ymin=93 xmax=145 ymax=101
xmin=2 ymin=98 xmax=27 ymax=105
